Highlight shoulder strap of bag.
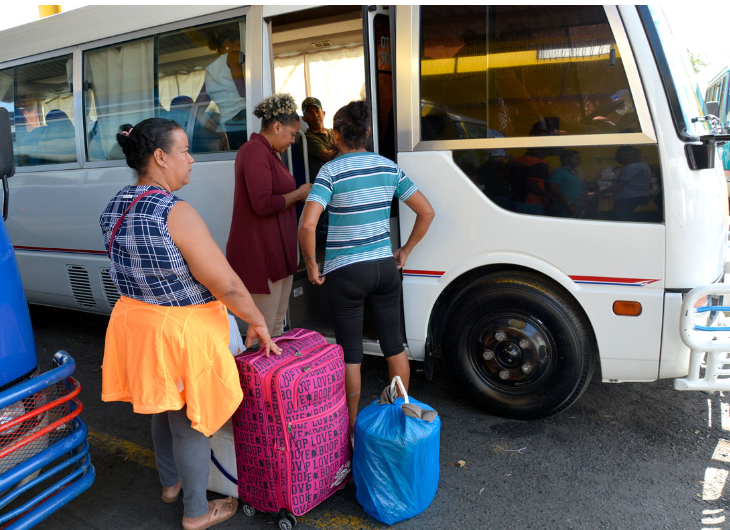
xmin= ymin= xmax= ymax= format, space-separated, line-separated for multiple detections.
xmin=107 ymin=189 xmax=171 ymax=257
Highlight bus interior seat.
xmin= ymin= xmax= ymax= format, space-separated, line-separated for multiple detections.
xmin=86 ymin=120 xmax=106 ymax=161
xmin=37 ymin=109 xmax=76 ymax=164
xmin=166 ymin=95 xmax=194 ymax=130
xmin=191 ymin=104 xmax=221 ymax=153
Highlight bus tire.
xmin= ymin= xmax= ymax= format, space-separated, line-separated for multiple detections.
xmin=443 ymin=271 xmax=596 ymax=420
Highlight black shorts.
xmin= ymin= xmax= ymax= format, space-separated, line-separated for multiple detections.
xmin=325 ymin=257 xmax=404 ymax=364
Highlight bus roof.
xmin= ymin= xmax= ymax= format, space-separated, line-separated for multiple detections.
xmin=0 ymin=5 xmax=238 ymax=64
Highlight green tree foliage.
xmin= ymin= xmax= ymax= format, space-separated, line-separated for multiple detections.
xmin=687 ymin=48 xmax=709 ymax=74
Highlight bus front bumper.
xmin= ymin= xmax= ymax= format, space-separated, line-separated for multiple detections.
xmin=675 ymin=284 xmax=730 ymax=392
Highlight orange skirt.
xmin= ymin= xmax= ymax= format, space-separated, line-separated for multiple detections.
xmin=102 ymin=296 xmax=243 ymax=437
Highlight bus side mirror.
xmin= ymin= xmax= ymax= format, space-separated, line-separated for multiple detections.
xmin=706 ymin=101 xmax=720 ymax=118
xmin=0 ymin=107 xmax=14 ymax=221
xmin=0 ymin=108 xmax=14 ymax=180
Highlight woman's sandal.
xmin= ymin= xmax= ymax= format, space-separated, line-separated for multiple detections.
xmin=182 ymin=497 xmax=239 ymax=530
xmin=162 ymin=480 xmax=182 ymax=503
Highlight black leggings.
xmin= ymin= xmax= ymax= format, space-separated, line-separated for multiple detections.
xmin=325 ymin=258 xmax=404 ymax=364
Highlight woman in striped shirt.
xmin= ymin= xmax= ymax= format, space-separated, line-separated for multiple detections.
xmin=298 ymin=101 xmax=435 ymax=437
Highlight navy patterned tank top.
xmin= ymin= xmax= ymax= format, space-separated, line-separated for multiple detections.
xmin=99 ymin=185 xmax=215 ymax=306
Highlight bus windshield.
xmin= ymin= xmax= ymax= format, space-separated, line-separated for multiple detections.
xmin=644 ymin=6 xmax=710 ymax=139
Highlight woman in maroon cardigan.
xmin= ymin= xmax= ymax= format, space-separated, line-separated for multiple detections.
xmin=226 ymin=94 xmax=311 ymax=336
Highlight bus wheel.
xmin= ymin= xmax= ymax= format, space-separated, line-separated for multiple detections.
xmin=443 ymin=271 xmax=596 ymax=420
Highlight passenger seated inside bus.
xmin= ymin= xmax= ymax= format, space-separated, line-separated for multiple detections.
xmin=508 ymin=147 xmax=554 ymax=216
xmin=301 ymin=96 xmax=339 ymax=179
xmin=165 ymin=95 xmax=194 ymax=130
xmin=598 ymin=145 xmax=652 ymax=221
xmin=14 ymin=96 xmax=45 ymax=165
xmin=548 ymin=150 xmax=587 ymax=218
xmin=195 ymin=27 xmax=246 ymax=151
xmin=36 ymin=109 xmax=76 ymax=164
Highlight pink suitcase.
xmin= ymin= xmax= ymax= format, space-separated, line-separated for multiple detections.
xmin=232 ymin=328 xmax=351 ymax=522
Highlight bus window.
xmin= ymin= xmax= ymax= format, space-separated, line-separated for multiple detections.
xmin=723 ymin=77 xmax=729 ymax=128
xmin=0 ymin=70 xmax=14 ymax=162
xmin=0 ymin=55 xmax=76 ymax=166
xmin=642 ymin=6 xmax=709 ymax=139
xmin=158 ymin=19 xmax=247 ymax=153
xmin=454 ymin=144 xmax=663 ymax=222
xmin=420 ymin=5 xmax=640 ymax=141
xmin=84 ymin=38 xmax=155 ymax=161
xmin=271 ymin=6 xmax=364 ymax=130
xmin=84 ymin=17 xmax=247 ymax=162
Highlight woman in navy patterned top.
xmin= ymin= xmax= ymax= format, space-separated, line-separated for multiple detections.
xmin=100 ymin=118 xmax=280 ymax=530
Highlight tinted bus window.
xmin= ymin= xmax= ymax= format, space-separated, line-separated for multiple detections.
xmin=158 ymin=19 xmax=247 ymax=153
xmin=0 ymin=55 xmax=76 ymax=166
xmin=84 ymin=38 xmax=155 ymax=161
xmin=420 ymin=6 xmax=640 ymax=141
xmin=454 ymin=144 xmax=663 ymax=223
xmin=84 ymin=18 xmax=246 ymax=161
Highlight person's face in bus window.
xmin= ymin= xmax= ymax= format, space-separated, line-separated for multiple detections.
xmin=269 ymin=121 xmax=300 ymax=154
xmin=17 ymin=97 xmax=40 ymax=131
xmin=567 ymin=153 xmax=581 ymax=168
xmin=164 ymin=128 xmax=194 ymax=189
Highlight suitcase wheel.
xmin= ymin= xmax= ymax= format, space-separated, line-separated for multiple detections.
xmin=277 ymin=512 xmax=297 ymax=529
xmin=241 ymin=503 xmax=255 ymax=517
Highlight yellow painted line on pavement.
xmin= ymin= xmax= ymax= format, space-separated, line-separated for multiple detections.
xmin=87 ymin=430 xmax=375 ymax=528
xmin=87 ymin=429 xmax=157 ymax=469
xmin=299 ymin=509 xmax=377 ymax=529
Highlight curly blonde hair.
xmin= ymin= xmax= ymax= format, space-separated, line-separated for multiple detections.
xmin=254 ymin=93 xmax=299 ymax=130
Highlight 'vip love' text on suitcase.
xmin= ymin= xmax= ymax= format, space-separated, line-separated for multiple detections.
xmin=232 ymin=328 xmax=351 ymax=517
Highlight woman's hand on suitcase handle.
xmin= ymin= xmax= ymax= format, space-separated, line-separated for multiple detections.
xmin=246 ymin=325 xmax=282 ymax=357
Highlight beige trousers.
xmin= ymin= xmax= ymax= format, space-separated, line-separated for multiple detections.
xmin=250 ymin=276 xmax=293 ymax=337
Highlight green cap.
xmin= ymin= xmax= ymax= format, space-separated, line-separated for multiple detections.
xmin=301 ymin=97 xmax=322 ymax=113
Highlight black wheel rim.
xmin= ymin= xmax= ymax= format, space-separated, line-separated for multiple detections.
xmin=468 ymin=311 xmax=557 ymax=393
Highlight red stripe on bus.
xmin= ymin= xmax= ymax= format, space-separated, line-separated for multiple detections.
xmin=14 ymin=246 xmax=108 ymax=255
xmin=569 ymin=275 xmax=659 ymax=285
xmin=403 ymin=270 xmax=445 ymax=276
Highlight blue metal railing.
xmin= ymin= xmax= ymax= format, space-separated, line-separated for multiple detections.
xmin=0 ymin=352 xmax=94 ymax=530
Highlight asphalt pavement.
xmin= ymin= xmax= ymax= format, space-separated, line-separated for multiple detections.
xmin=26 ymin=305 xmax=730 ymax=530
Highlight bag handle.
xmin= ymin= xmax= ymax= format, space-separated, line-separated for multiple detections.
xmin=388 ymin=375 xmax=409 ymax=404
xmin=273 ymin=330 xmax=321 ymax=344
xmin=238 ymin=332 xmax=324 ymax=359
xmin=108 ymin=189 xmax=171 ymax=257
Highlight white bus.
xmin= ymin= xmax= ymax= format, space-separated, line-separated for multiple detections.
xmin=0 ymin=5 xmax=727 ymax=419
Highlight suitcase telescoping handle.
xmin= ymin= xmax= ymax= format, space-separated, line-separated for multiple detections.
xmin=239 ymin=330 xmax=324 ymax=362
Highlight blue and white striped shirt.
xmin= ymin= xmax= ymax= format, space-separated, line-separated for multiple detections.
xmin=306 ymin=152 xmax=418 ymax=275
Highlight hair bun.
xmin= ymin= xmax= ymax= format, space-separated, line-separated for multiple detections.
xmin=253 ymin=93 xmax=297 ymax=121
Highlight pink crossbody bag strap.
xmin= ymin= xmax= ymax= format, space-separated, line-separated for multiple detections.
xmin=107 ymin=190 xmax=171 ymax=258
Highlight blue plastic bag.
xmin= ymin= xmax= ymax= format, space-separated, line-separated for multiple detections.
xmin=353 ymin=376 xmax=440 ymax=525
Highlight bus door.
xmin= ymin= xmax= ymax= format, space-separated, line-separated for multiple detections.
xmin=363 ymin=5 xmax=400 ymax=252
xmin=267 ymin=6 xmax=397 ymax=345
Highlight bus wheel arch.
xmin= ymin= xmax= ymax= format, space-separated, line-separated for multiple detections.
xmin=428 ymin=266 xmax=598 ymax=419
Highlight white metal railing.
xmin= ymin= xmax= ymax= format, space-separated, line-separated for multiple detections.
xmin=675 ymin=284 xmax=730 ymax=391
